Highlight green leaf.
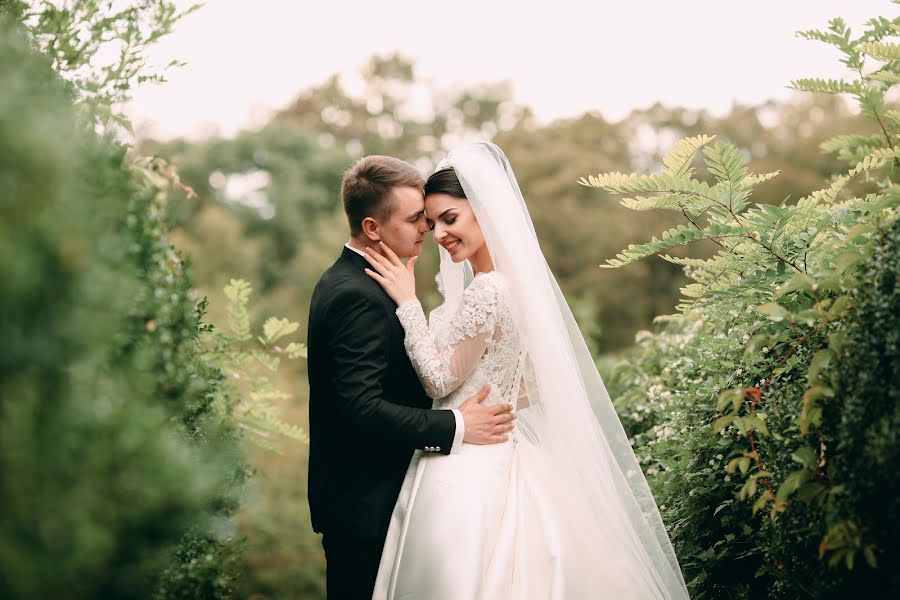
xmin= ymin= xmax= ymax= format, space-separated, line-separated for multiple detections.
xmin=827 ymin=295 xmax=853 ymax=319
xmin=703 ymin=142 xmax=748 ymax=184
xmin=744 ymin=414 xmax=770 ymax=436
xmin=800 ymin=405 xmax=823 ymax=435
xmin=757 ymin=302 xmax=791 ymax=322
xmin=738 ymin=477 xmax=757 ymax=499
xmin=599 ymin=223 xmax=747 ymax=268
xmin=224 ymin=278 xmax=252 ymax=304
xmin=845 ymin=223 xmax=874 ymax=242
xmin=808 ymin=349 xmax=835 ymax=384
xmin=752 ymin=493 xmax=769 ymax=516
xmin=859 ymin=40 xmax=900 ymax=61
xmin=820 ymin=133 xmax=887 ymax=154
xmin=285 ymin=342 xmax=307 ymax=359
xmin=777 ymin=273 xmax=814 ymax=297
xmin=835 ymin=251 xmax=863 ymax=274
xmin=713 ymin=415 xmax=735 ymax=434
xmin=796 ymin=482 xmax=827 ymax=503
xmin=743 ymin=171 xmax=780 ymax=186
xmin=803 ymin=385 xmax=834 ymax=404
xmin=791 ymin=446 xmax=818 ymax=469
xmin=662 ymin=135 xmax=716 ymax=177
xmin=716 ymin=388 xmax=742 ymax=413
xmin=795 ymin=309 xmax=823 ymax=326
xmin=863 ymin=546 xmax=878 ymax=569
xmin=776 ymin=470 xmax=808 ymax=501
xmin=790 ymin=78 xmax=865 ymax=95
xmin=262 ymin=317 xmax=300 ymax=344
xmin=828 ymin=550 xmax=845 ymax=568
xmin=829 ymin=331 xmax=848 ymax=354
xmin=714 ymin=500 xmax=733 ymax=516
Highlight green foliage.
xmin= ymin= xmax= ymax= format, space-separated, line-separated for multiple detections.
xmin=3 ymin=2 xmax=310 ymax=597
xmin=153 ymin=533 xmax=244 ymax=600
xmin=0 ymin=14 xmax=240 ymax=598
xmin=596 ymin=9 xmax=900 ymax=598
xmin=206 ymin=279 xmax=309 ymax=451
xmin=19 ymin=0 xmax=201 ymax=131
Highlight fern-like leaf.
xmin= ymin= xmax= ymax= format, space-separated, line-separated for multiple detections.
xmin=866 ymin=70 xmax=900 ymax=85
xmin=804 ymin=147 xmax=900 ymax=204
xmin=601 ymin=224 xmax=748 ymax=268
xmin=619 ymin=194 xmax=691 ymax=212
xmin=579 ymin=172 xmax=714 ymax=199
xmin=743 ymin=171 xmax=781 ymax=187
xmin=261 ymin=316 xmax=300 ymax=345
xmin=820 ymin=134 xmax=886 ymax=155
xmin=704 ymin=143 xmax=748 ymax=184
xmin=662 ymin=135 xmax=716 ymax=177
xmin=789 ymin=78 xmax=865 ymax=95
xmin=859 ymin=41 xmax=900 ymax=61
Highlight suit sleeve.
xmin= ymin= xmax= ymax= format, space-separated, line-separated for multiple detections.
xmin=327 ymin=290 xmax=456 ymax=455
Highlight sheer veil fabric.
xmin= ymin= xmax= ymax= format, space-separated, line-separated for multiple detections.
xmin=432 ymin=142 xmax=690 ymax=599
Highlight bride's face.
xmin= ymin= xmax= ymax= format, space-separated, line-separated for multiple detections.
xmin=425 ymin=193 xmax=486 ymax=263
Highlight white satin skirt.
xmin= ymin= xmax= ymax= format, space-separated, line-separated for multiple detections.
xmin=372 ymin=437 xmax=563 ymax=600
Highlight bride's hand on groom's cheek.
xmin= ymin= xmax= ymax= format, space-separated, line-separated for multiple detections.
xmin=363 ymin=241 xmax=418 ymax=305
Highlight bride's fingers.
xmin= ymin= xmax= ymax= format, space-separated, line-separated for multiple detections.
xmin=378 ymin=241 xmax=402 ymax=265
xmin=365 ymin=254 xmax=386 ymax=275
xmin=363 ymin=267 xmax=387 ymax=284
xmin=363 ymin=249 xmax=390 ymax=273
xmin=364 ymin=246 xmax=389 ymax=267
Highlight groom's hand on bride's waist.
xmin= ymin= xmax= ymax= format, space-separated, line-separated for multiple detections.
xmin=459 ymin=385 xmax=516 ymax=445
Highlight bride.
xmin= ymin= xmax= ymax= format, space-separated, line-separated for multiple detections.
xmin=361 ymin=142 xmax=689 ymax=599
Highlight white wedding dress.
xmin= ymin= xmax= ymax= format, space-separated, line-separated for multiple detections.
xmin=372 ymin=271 xmax=566 ymax=599
xmin=373 ymin=141 xmax=689 ymax=600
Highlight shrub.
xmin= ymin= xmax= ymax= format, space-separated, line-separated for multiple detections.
xmin=588 ymin=11 xmax=900 ymax=598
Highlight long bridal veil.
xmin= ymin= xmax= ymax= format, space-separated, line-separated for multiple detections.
xmin=432 ymin=142 xmax=690 ymax=599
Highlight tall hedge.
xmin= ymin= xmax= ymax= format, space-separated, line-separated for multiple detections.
xmin=0 ymin=15 xmax=243 ymax=599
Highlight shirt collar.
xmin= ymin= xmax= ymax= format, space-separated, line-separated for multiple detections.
xmin=344 ymin=242 xmax=367 ymax=258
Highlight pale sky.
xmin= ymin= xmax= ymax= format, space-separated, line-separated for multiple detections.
xmin=126 ymin=0 xmax=892 ymax=140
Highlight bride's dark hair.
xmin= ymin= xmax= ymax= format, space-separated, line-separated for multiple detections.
xmin=424 ymin=167 xmax=466 ymax=199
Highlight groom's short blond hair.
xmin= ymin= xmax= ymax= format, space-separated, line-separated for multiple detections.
xmin=341 ymin=155 xmax=425 ymax=236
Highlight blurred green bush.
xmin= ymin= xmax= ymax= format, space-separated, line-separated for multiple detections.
xmin=0 ymin=13 xmax=243 ymax=598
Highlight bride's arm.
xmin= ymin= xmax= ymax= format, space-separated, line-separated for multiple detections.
xmin=395 ymin=275 xmax=499 ymax=399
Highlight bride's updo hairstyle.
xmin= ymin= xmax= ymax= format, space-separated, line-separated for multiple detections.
xmin=424 ymin=167 xmax=466 ymax=199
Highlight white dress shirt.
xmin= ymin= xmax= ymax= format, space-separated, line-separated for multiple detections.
xmin=345 ymin=242 xmax=465 ymax=453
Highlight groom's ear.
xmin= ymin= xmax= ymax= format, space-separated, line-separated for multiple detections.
xmin=360 ymin=216 xmax=381 ymax=242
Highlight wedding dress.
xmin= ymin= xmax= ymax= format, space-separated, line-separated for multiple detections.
xmin=373 ymin=271 xmax=565 ymax=599
xmin=372 ymin=143 xmax=690 ymax=600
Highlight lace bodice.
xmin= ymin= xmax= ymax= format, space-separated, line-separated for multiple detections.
xmin=395 ymin=272 xmax=523 ymax=409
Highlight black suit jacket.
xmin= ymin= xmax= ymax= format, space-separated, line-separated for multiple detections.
xmin=306 ymin=247 xmax=457 ymax=542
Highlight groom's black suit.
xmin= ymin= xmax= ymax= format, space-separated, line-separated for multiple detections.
xmin=307 ymin=247 xmax=457 ymax=599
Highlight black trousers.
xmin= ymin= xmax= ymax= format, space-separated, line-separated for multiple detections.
xmin=322 ymin=534 xmax=384 ymax=600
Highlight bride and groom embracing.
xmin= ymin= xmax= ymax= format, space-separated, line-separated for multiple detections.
xmin=307 ymin=142 xmax=690 ymax=600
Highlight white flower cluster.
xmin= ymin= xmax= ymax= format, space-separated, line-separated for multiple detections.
xmin=652 ymin=423 xmax=676 ymax=440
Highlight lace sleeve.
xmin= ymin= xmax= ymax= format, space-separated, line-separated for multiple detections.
xmin=395 ymin=274 xmax=500 ymax=399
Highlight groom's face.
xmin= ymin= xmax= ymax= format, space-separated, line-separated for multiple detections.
xmin=377 ymin=185 xmax=430 ymax=259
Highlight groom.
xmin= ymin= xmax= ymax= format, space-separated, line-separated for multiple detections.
xmin=307 ymin=155 xmax=515 ymax=599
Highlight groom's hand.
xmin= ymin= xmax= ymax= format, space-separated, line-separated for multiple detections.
xmin=459 ymin=385 xmax=516 ymax=444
